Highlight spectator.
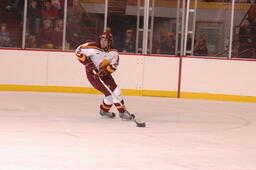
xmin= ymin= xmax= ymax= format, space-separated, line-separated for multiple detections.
xmin=159 ymin=32 xmax=176 ymax=55
xmin=239 ymin=19 xmax=253 ymax=56
xmin=106 ymin=27 xmax=112 ymax=33
xmin=122 ymin=29 xmax=135 ymax=53
xmin=6 ymin=0 xmax=24 ymax=16
xmin=194 ymin=37 xmax=208 ymax=56
xmin=51 ymin=0 xmax=62 ymax=10
xmin=36 ymin=0 xmax=44 ymax=8
xmin=0 ymin=23 xmax=12 ymax=47
xmin=250 ymin=17 xmax=256 ymax=45
xmin=105 ymin=27 xmax=119 ymax=47
xmin=5 ymin=0 xmax=21 ymax=10
xmin=152 ymin=35 xmax=160 ymax=54
xmin=41 ymin=0 xmax=60 ymax=21
xmin=52 ymin=0 xmax=64 ymax=17
xmin=37 ymin=19 xmax=54 ymax=48
xmin=52 ymin=19 xmax=64 ymax=49
xmin=27 ymin=0 xmax=42 ymax=36
xmin=67 ymin=0 xmax=85 ymax=19
xmin=186 ymin=34 xmax=192 ymax=52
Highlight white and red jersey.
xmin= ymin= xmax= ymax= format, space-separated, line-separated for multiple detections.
xmin=75 ymin=42 xmax=119 ymax=72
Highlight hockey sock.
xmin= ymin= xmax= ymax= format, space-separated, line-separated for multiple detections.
xmin=114 ymin=100 xmax=125 ymax=113
xmin=101 ymin=102 xmax=112 ymax=112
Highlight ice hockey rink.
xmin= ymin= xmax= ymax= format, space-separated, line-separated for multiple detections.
xmin=0 ymin=91 xmax=256 ymax=170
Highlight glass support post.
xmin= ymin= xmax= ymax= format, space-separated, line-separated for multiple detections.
xmin=228 ymin=0 xmax=235 ymax=59
xmin=62 ymin=0 xmax=68 ymax=50
xmin=22 ymin=0 xmax=28 ymax=49
xmin=104 ymin=0 xmax=108 ymax=31
xmin=142 ymin=0 xmax=150 ymax=54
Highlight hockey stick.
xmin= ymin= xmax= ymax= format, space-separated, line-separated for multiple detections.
xmin=93 ymin=70 xmax=146 ymax=127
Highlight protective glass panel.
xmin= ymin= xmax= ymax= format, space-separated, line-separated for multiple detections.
xmin=0 ymin=0 xmax=24 ymax=48
xmin=107 ymin=0 xmax=137 ymax=53
xmin=233 ymin=1 xmax=255 ymax=59
xmin=66 ymin=0 xmax=104 ymax=50
xmin=152 ymin=0 xmax=177 ymax=55
xmin=194 ymin=0 xmax=232 ymax=57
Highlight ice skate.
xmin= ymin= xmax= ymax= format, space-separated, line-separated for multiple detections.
xmin=99 ymin=107 xmax=115 ymax=118
xmin=119 ymin=109 xmax=133 ymax=120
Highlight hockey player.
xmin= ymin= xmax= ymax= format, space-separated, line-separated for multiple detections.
xmin=75 ymin=32 xmax=133 ymax=120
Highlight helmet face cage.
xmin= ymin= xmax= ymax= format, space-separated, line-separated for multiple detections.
xmin=99 ymin=32 xmax=112 ymax=44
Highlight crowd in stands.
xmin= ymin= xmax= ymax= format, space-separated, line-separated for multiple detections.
xmin=122 ymin=31 xmax=208 ymax=56
xmin=23 ymin=0 xmax=99 ymax=50
xmin=25 ymin=0 xmax=65 ymax=49
xmin=3 ymin=0 xmax=80 ymax=49
xmin=5 ymin=0 xmax=256 ymax=58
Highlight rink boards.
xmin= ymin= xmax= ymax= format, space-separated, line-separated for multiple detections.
xmin=0 ymin=49 xmax=256 ymax=102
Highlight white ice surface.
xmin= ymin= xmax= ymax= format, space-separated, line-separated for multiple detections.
xmin=0 ymin=91 xmax=256 ymax=170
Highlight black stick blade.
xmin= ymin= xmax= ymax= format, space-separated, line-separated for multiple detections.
xmin=134 ymin=119 xmax=146 ymax=127
xmin=137 ymin=122 xmax=146 ymax=127
xmin=131 ymin=114 xmax=146 ymax=127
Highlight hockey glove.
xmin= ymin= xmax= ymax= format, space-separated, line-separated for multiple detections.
xmin=96 ymin=67 xmax=109 ymax=78
xmin=100 ymin=59 xmax=110 ymax=67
